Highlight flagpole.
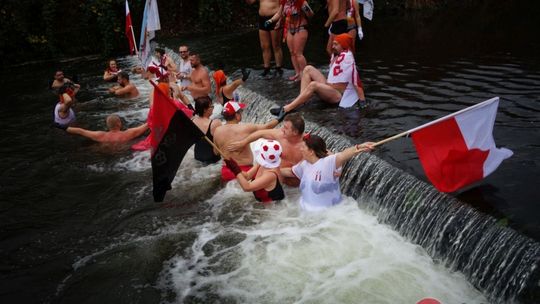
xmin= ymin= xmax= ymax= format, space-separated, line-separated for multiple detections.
xmin=372 ymin=97 xmax=499 ymax=147
xmin=130 ymin=25 xmax=139 ymax=55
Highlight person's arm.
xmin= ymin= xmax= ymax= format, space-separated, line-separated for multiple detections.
xmin=167 ymin=58 xmax=177 ymax=73
xmin=169 ymin=79 xmax=191 ymax=106
xmin=112 ymin=85 xmax=135 ymax=96
xmin=257 ymin=118 xmax=280 ymax=131
xmin=226 ymin=129 xmax=278 ymax=152
xmin=103 ymin=71 xmax=115 ymax=81
xmin=335 ymin=142 xmax=374 ymax=168
xmin=280 ymin=167 xmax=295 ymax=178
xmin=66 ymin=127 xmax=106 ymax=142
xmin=325 ymin=0 xmax=339 ymax=27
xmin=123 ymin=123 xmax=149 ymax=140
xmin=353 ymin=0 xmax=363 ymax=40
xmin=302 ymin=1 xmax=314 ymax=18
xmin=236 ymin=170 xmax=276 ymax=192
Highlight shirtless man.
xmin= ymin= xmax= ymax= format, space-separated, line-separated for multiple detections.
xmin=181 ymin=53 xmax=211 ymax=99
xmin=213 ymin=101 xmax=285 ymax=182
xmin=325 ymin=0 xmax=349 ymax=56
xmin=226 ymin=113 xmax=305 ymax=186
xmin=270 ymin=33 xmax=365 ymax=115
xmin=246 ymin=0 xmax=283 ymax=77
xmin=108 ymin=71 xmax=139 ymax=98
xmin=56 ymin=114 xmax=148 ymax=143
xmin=51 ymin=70 xmax=80 ymax=93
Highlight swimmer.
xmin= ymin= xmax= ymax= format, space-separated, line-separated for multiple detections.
xmin=108 ymin=71 xmax=139 ymax=98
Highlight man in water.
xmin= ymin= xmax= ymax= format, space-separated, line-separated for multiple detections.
xmin=176 ymin=45 xmax=192 ymax=88
xmin=51 ymin=70 xmax=80 ymax=93
xmin=213 ymin=101 xmax=285 ymax=182
xmin=226 ymin=113 xmax=305 ymax=186
xmin=181 ymin=52 xmax=211 ymax=99
xmin=108 ymin=71 xmax=139 ymax=98
xmin=55 ymin=114 xmax=148 ymax=143
xmin=270 ymin=33 xmax=365 ymax=116
xmin=246 ymin=0 xmax=283 ymax=77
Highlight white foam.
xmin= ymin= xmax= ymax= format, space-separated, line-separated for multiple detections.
xmin=159 ymin=192 xmax=487 ymax=303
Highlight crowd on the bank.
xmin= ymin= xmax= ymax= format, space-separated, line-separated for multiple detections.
xmin=51 ymin=0 xmax=375 ymax=212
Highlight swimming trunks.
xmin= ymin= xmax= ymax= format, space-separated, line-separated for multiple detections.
xmin=288 ymin=24 xmax=308 ymax=35
xmin=221 ymin=164 xmax=253 ymax=182
xmin=259 ymin=15 xmax=277 ymax=31
xmin=253 ymin=171 xmax=284 ymax=203
xmin=329 ymin=19 xmax=348 ymax=35
xmin=194 ymin=120 xmax=221 ymax=164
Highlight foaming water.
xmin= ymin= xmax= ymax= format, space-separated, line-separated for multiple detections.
xmin=158 ymin=193 xmax=486 ymax=303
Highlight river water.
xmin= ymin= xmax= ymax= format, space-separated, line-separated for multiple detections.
xmin=1 ymin=6 xmax=539 ymax=304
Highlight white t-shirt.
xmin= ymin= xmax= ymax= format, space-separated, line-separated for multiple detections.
xmin=178 ymin=58 xmax=192 ymax=87
xmin=292 ymin=154 xmax=342 ymax=212
xmin=327 ymin=50 xmax=360 ymax=108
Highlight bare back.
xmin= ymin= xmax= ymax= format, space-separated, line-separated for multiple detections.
xmin=214 ymin=123 xmax=261 ymax=166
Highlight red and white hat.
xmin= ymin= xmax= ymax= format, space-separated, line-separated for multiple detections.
xmin=222 ymin=101 xmax=246 ymax=115
xmin=254 ymin=139 xmax=282 ymax=168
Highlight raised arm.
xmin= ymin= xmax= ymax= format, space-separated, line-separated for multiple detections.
xmin=335 ymin=142 xmax=374 ymax=168
xmin=226 ymin=128 xmax=278 ymax=152
xmin=124 ymin=123 xmax=149 ymax=140
xmin=67 ymin=127 xmax=106 ymax=142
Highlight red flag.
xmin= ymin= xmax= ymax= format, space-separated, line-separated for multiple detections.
xmin=410 ymin=97 xmax=512 ymax=192
xmin=146 ymin=81 xmax=204 ymax=202
xmin=125 ymin=0 xmax=136 ymax=55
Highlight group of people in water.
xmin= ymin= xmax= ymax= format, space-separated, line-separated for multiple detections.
xmin=51 ymin=0 xmax=375 ymax=211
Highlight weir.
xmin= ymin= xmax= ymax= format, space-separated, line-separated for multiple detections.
xmin=238 ymin=87 xmax=540 ymax=303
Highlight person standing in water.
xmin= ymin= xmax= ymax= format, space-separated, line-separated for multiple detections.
xmin=225 ymin=139 xmax=285 ymax=203
xmin=192 ymin=96 xmax=222 ymax=164
xmin=246 ymin=0 xmax=284 ymax=77
xmin=53 ymin=83 xmax=77 ymax=127
xmin=281 ymin=134 xmax=374 ymax=211
xmin=108 ymin=71 xmax=139 ymax=98
xmin=103 ymin=59 xmax=121 ymax=82
xmin=55 ymin=114 xmax=148 ymax=143
xmin=271 ymin=0 xmax=314 ymax=81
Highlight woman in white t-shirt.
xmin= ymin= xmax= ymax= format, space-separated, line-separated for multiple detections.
xmin=281 ymin=134 xmax=374 ymax=211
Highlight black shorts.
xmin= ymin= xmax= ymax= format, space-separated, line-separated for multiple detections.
xmin=330 ymin=19 xmax=348 ymax=35
xmin=258 ymin=15 xmax=277 ymax=31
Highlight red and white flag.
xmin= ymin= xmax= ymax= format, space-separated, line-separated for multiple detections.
xmin=409 ymin=97 xmax=512 ymax=192
xmin=125 ymin=0 xmax=137 ymax=55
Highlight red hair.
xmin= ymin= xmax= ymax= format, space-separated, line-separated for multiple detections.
xmin=280 ymin=0 xmax=303 ymax=10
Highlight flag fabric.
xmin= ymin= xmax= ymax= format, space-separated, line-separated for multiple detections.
xmin=358 ymin=0 xmax=374 ymax=20
xmin=125 ymin=0 xmax=136 ymax=55
xmin=148 ymin=81 xmax=203 ymax=202
xmin=410 ymin=97 xmax=513 ymax=192
xmin=139 ymin=0 xmax=161 ymax=68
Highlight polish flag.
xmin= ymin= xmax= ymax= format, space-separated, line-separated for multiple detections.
xmin=410 ymin=97 xmax=513 ymax=192
xmin=125 ymin=0 xmax=137 ymax=55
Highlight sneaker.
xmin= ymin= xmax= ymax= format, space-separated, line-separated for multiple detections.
xmin=270 ymin=106 xmax=283 ymax=116
xmin=275 ymin=67 xmax=283 ymax=76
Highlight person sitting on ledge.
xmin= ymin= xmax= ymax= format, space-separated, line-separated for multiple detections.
xmin=270 ymin=33 xmax=366 ymax=117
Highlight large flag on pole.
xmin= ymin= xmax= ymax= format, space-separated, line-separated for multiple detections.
xmin=139 ymin=0 xmax=161 ymax=68
xmin=409 ymin=97 xmax=513 ymax=192
xmin=125 ymin=0 xmax=137 ymax=55
xmin=147 ymin=81 xmax=203 ymax=202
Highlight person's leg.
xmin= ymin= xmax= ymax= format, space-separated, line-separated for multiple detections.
xmin=283 ymin=82 xmax=341 ymax=112
xmin=286 ymin=33 xmax=299 ymax=80
xmin=348 ymin=28 xmax=357 ymax=53
xmin=270 ymin=29 xmax=283 ymax=73
xmin=300 ymin=65 xmax=326 ymax=92
xmin=293 ymin=30 xmax=309 ymax=78
xmin=259 ymin=30 xmax=272 ymax=73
